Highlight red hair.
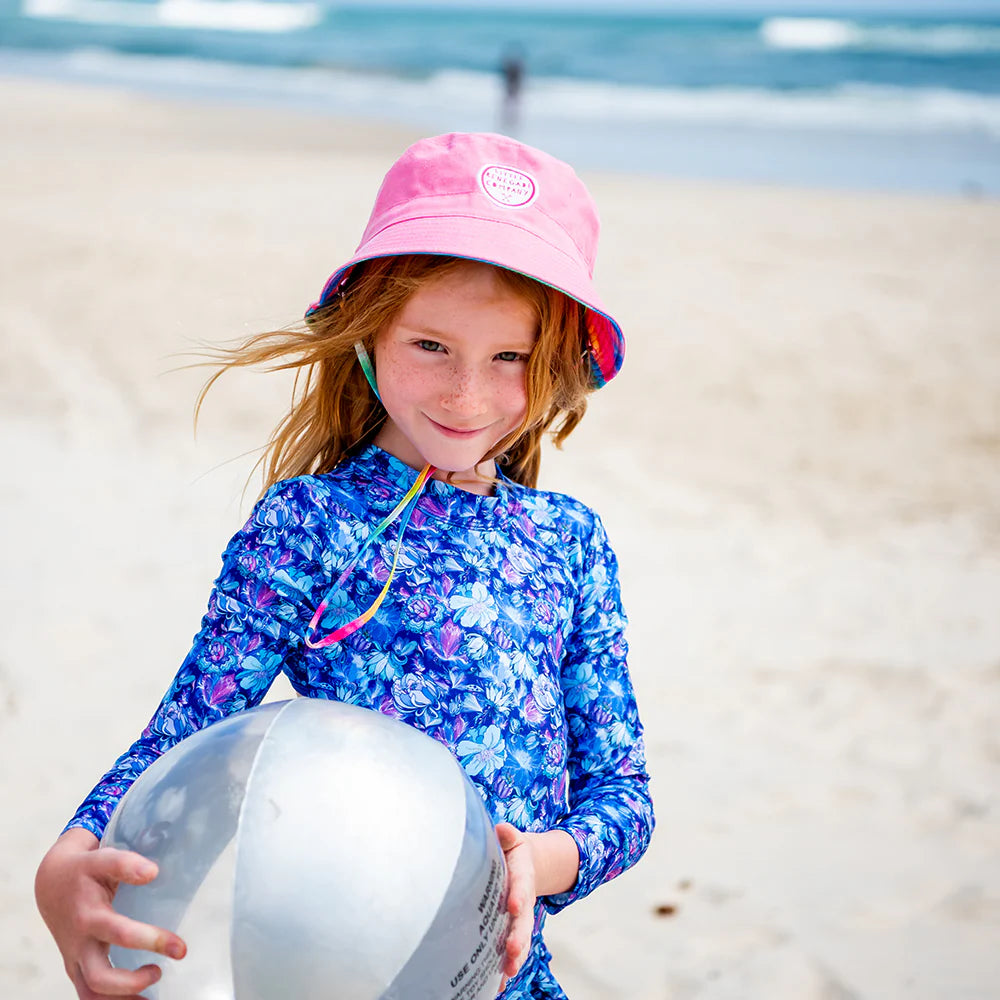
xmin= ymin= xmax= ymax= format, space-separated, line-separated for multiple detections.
xmin=197 ymin=255 xmax=593 ymax=492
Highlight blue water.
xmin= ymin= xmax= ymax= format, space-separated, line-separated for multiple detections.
xmin=2 ymin=1 xmax=999 ymax=194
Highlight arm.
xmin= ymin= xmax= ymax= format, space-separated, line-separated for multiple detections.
xmin=64 ymin=477 xmax=329 ymax=839
xmin=39 ymin=478 xmax=331 ymax=997
xmin=498 ymin=513 xmax=654 ymax=984
xmin=544 ymin=512 xmax=655 ymax=913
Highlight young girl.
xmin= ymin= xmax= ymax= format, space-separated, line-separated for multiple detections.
xmin=35 ymin=131 xmax=654 ymax=999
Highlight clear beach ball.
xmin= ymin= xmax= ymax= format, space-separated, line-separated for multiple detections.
xmin=102 ymin=698 xmax=509 ymax=1000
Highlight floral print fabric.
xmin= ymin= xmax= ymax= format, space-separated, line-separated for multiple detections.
xmin=68 ymin=445 xmax=654 ymax=998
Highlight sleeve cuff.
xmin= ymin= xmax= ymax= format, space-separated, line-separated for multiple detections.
xmin=539 ymin=822 xmax=595 ymax=914
xmin=61 ymin=815 xmax=107 ymax=842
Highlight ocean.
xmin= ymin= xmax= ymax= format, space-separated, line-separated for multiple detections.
xmin=2 ymin=1 xmax=999 ymax=194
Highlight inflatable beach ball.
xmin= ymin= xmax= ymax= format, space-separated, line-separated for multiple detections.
xmin=103 ymin=698 xmax=509 ymax=1000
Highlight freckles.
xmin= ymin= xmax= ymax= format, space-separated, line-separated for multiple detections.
xmin=382 ymin=353 xmax=430 ymax=394
xmin=449 ymin=370 xmax=474 ymax=396
xmin=416 ymin=369 xmax=442 ymax=392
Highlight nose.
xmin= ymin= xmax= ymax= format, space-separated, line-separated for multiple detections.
xmin=439 ymin=365 xmax=489 ymax=419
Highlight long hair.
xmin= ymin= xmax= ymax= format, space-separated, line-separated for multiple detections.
xmin=196 ymin=255 xmax=593 ymax=493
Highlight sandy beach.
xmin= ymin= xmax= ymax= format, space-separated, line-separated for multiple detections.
xmin=2 ymin=76 xmax=999 ymax=999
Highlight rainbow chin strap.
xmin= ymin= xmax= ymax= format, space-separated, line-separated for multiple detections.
xmin=353 ymin=342 xmax=381 ymax=403
xmin=303 ymin=343 xmax=436 ymax=650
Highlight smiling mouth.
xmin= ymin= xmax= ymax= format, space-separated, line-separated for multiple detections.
xmin=427 ymin=417 xmax=489 ymax=438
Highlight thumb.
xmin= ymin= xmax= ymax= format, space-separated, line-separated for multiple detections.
xmin=495 ymin=823 xmax=520 ymax=850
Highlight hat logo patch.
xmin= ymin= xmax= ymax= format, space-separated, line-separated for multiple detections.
xmin=479 ymin=165 xmax=537 ymax=208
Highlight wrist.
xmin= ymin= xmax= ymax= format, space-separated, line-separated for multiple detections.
xmin=35 ymin=829 xmax=97 ymax=926
xmin=524 ymin=829 xmax=579 ymax=898
xmin=55 ymin=827 xmax=101 ymax=853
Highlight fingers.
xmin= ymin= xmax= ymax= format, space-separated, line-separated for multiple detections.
xmin=502 ymin=908 xmax=531 ymax=978
xmin=500 ymin=847 xmax=532 ymax=919
xmin=494 ymin=822 xmax=534 ymax=980
xmin=72 ymin=968 xmax=153 ymax=1000
xmin=73 ymin=881 xmax=186 ymax=998
xmin=86 ymin=849 xmax=159 ymax=888
xmin=39 ymin=839 xmax=180 ymax=1000
xmin=502 ymin=876 xmax=532 ymax=978
xmin=506 ymin=861 xmax=534 ymax=918
xmin=75 ymin=941 xmax=163 ymax=998
xmin=89 ymin=909 xmax=186 ymax=961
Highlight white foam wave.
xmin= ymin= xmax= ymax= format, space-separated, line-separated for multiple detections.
xmin=761 ymin=16 xmax=1000 ymax=55
xmin=521 ymin=73 xmax=1000 ymax=138
xmin=22 ymin=0 xmax=320 ymax=32
xmin=19 ymin=49 xmax=1000 ymax=140
xmin=761 ymin=17 xmax=860 ymax=51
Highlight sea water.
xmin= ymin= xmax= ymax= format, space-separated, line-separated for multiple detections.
xmin=2 ymin=0 xmax=999 ymax=194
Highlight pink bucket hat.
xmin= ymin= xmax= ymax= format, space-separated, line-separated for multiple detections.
xmin=306 ymin=132 xmax=624 ymax=387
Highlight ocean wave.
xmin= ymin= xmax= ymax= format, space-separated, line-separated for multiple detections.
xmin=22 ymin=0 xmax=321 ymax=33
xmin=760 ymin=16 xmax=1000 ymax=56
xmin=516 ymin=74 xmax=1000 ymax=138
xmin=760 ymin=17 xmax=859 ymax=51
xmin=14 ymin=47 xmax=1000 ymax=140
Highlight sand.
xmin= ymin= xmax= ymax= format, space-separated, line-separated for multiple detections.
xmin=2 ymin=76 xmax=999 ymax=999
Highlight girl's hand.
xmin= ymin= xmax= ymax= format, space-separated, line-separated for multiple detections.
xmin=35 ymin=828 xmax=187 ymax=999
xmin=495 ymin=822 xmax=536 ymax=991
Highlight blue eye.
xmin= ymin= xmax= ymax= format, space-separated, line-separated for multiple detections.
xmin=417 ymin=340 xmax=444 ymax=353
xmin=496 ymin=351 xmax=528 ymax=363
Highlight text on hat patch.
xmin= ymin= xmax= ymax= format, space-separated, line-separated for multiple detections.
xmin=478 ymin=165 xmax=537 ymax=208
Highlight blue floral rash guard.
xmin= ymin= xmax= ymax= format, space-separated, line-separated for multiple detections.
xmin=67 ymin=444 xmax=654 ymax=998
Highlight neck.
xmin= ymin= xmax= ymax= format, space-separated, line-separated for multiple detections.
xmin=435 ymin=465 xmax=497 ymax=496
xmin=371 ymin=427 xmax=497 ymax=496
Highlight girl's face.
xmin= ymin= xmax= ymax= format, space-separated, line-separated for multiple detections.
xmin=373 ymin=261 xmax=538 ymax=491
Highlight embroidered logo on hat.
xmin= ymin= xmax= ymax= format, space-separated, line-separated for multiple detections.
xmin=478 ymin=165 xmax=537 ymax=208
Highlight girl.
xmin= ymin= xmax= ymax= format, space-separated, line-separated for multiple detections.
xmin=35 ymin=132 xmax=654 ymax=999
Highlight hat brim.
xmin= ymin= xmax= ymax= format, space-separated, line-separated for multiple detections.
xmin=306 ymin=215 xmax=624 ymax=387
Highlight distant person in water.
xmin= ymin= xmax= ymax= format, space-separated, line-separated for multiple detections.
xmin=500 ymin=45 xmax=525 ymax=134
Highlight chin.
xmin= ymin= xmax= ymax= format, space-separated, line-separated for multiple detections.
xmin=416 ymin=443 xmax=492 ymax=475
xmin=430 ymin=456 xmax=492 ymax=477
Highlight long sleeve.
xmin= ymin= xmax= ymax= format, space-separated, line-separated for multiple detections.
xmin=58 ymin=444 xmax=651 ymax=998
xmin=543 ymin=514 xmax=654 ymax=912
xmin=64 ymin=478 xmax=332 ymax=839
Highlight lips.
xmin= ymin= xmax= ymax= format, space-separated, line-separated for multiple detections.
xmin=426 ymin=416 xmax=491 ymax=438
